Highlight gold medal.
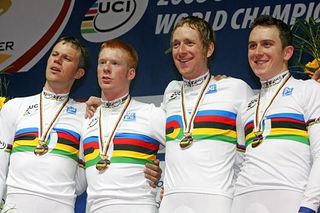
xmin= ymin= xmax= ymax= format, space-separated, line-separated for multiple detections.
xmin=96 ymin=159 xmax=111 ymax=171
xmin=180 ymin=74 xmax=211 ymax=150
xmin=252 ymin=131 xmax=263 ymax=148
xmin=180 ymin=132 xmax=193 ymax=149
xmin=34 ymin=143 xmax=49 ymax=156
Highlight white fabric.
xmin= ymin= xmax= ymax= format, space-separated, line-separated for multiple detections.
xmin=3 ymin=193 xmax=74 ymax=213
xmin=236 ymin=74 xmax=320 ymax=211
xmin=90 ymin=204 xmax=157 ymax=213
xmin=231 ymin=190 xmax=302 ymax=213
xmin=0 ymin=92 xmax=85 ymax=209
xmin=160 ymin=75 xmax=253 ymax=212
xmin=160 ymin=193 xmax=232 ymax=213
xmin=82 ymin=99 xmax=166 ymax=212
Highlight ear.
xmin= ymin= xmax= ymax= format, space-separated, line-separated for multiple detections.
xmin=283 ymin=45 xmax=294 ymax=61
xmin=74 ymin=68 xmax=85 ymax=80
xmin=206 ymin=42 xmax=215 ymax=58
xmin=127 ymin=68 xmax=136 ymax=81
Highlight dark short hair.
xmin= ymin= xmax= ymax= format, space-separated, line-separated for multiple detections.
xmin=57 ymin=36 xmax=90 ymax=71
xmin=250 ymin=15 xmax=293 ymax=48
xmin=171 ymin=16 xmax=215 ymax=64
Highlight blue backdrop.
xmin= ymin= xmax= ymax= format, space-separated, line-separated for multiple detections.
xmin=1 ymin=0 xmax=319 ymax=212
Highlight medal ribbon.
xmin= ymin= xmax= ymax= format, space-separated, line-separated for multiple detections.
xmin=38 ymin=92 xmax=69 ymax=145
xmin=181 ymin=74 xmax=212 ymax=136
xmin=98 ymin=95 xmax=131 ymax=160
xmin=254 ymin=73 xmax=291 ymax=135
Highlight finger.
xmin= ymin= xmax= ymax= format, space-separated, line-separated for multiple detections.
xmin=160 ymin=186 xmax=164 ymax=201
xmin=144 ymin=161 xmax=162 ymax=188
xmin=144 ymin=173 xmax=157 ymax=188
xmin=312 ymin=69 xmax=320 ymax=80
xmin=144 ymin=163 xmax=160 ymax=179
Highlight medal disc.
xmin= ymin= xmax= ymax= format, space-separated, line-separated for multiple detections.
xmin=180 ymin=133 xmax=193 ymax=148
xmin=96 ymin=159 xmax=111 ymax=171
xmin=34 ymin=144 xmax=49 ymax=156
xmin=252 ymin=133 xmax=263 ymax=148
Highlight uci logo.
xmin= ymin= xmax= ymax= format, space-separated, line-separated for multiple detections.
xmin=81 ymin=0 xmax=148 ymax=42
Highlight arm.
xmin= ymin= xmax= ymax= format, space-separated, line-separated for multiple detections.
xmin=234 ymin=108 xmax=246 ymax=180
xmin=233 ymin=80 xmax=254 ymax=179
xmin=144 ymin=106 xmax=166 ymax=188
xmin=75 ymin=138 xmax=87 ymax=195
xmin=299 ymin=81 xmax=320 ymax=212
xmin=299 ymin=123 xmax=320 ymax=212
xmin=0 ymin=100 xmax=18 ymax=200
xmin=75 ymin=113 xmax=88 ymax=195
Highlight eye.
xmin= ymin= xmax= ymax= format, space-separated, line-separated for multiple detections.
xmin=262 ymin=41 xmax=272 ymax=48
xmin=186 ymin=40 xmax=194 ymax=47
xmin=172 ymin=42 xmax=180 ymax=49
xmin=98 ymin=60 xmax=106 ymax=65
xmin=64 ymin=56 xmax=72 ymax=62
xmin=248 ymin=43 xmax=256 ymax=50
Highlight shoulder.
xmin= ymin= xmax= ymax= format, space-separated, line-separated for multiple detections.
xmin=131 ymin=99 xmax=157 ymax=111
xmin=131 ymin=99 xmax=165 ymax=116
xmin=2 ymin=94 xmax=38 ymax=109
xmin=289 ymin=77 xmax=320 ymax=93
xmin=214 ymin=77 xmax=254 ymax=99
xmin=217 ymin=77 xmax=252 ymax=89
xmin=68 ymin=99 xmax=86 ymax=109
xmin=164 ymin=80 xmax=182 ymax=93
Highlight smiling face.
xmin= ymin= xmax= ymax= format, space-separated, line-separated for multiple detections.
xmin=248 ymin=25 xmax=293 ymax=81
xmin=44 ymin=41 xmax=84 ymax=93
xmin=171 ymin=24 xmax=214 ymax=80
xmin=97 ymin=47 xmax=135 ymax=101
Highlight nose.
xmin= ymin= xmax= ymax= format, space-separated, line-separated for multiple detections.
xmin=254 ymin=45 xmax=263 ymax=56
xmin=53 ymin=55 xmax=62 ymax=64
xmin=102 ymin=62 xmax=111 ymax=73
xmin=177 ymin=44 xmax=187 ymax=54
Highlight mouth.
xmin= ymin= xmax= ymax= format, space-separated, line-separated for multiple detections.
xmin=50 ymin=66 xmax=61 ymax=72
xmin=254 ymin=58 xmax=269 ymax=65
xmin=101 ymin=76 xmax=111 ymax=83
xmin=177 ymin=57 xmax=191 ymax=65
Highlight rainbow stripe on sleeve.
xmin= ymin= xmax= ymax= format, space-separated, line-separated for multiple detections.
xmin=83 ymin=133 xmax=161 ymax=168
xmin=244 ymin=113 xmax=309 ymax=146
xmin=166 ymin=110 xmax=237 ymax=144
xmin=12 ymin=127 xmax=80 ymax=161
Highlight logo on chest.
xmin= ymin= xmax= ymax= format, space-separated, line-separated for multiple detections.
xmin=124 ymin=112 xmax=136 ymax=121
xmin=23 ymin=104 xmax=39 ymax=116
xmin=206 ymin=84 xmax=217 ymax=94
xmin=282 ymin=87 xmax=293 ymax=96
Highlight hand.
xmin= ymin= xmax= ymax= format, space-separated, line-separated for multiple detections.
xmin=144 ymin=159 xmax=162 ymax=188
xmin=214 ymin=74 xmax=228 ymax=81
xmin=312 ymin=68 xmax=320 ymax=83
xmin=85 ymin=96 xmax=101 ymax=118
xmin=160 ymin=186 xmax=164 ymax=201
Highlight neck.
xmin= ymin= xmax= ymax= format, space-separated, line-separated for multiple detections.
xmin=44 ymin=82 xmax=71 ymax=94
xmin=101 ymin=91 xmax=129 ymax=102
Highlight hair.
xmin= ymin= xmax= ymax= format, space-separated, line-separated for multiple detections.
xmin=99 ymin=39 xmax=139 ymax=70
xmin=171 ymin=16 xmax=215 ymax=63
xmin=57 ymin=36 xmax=90 ymax=71
xmin=250 ymin=15 xmax=293 ymax=48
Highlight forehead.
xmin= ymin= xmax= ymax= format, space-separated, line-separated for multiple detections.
xmin=172 ymin=24 xmax=200 ymax=41
xmin=99 ymin=47 xmax=128 ymax=60
xmin=52 ymin=41 xmax=80 ymax=55
xmin=249 ymin=25 xmax=280 ymax=42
